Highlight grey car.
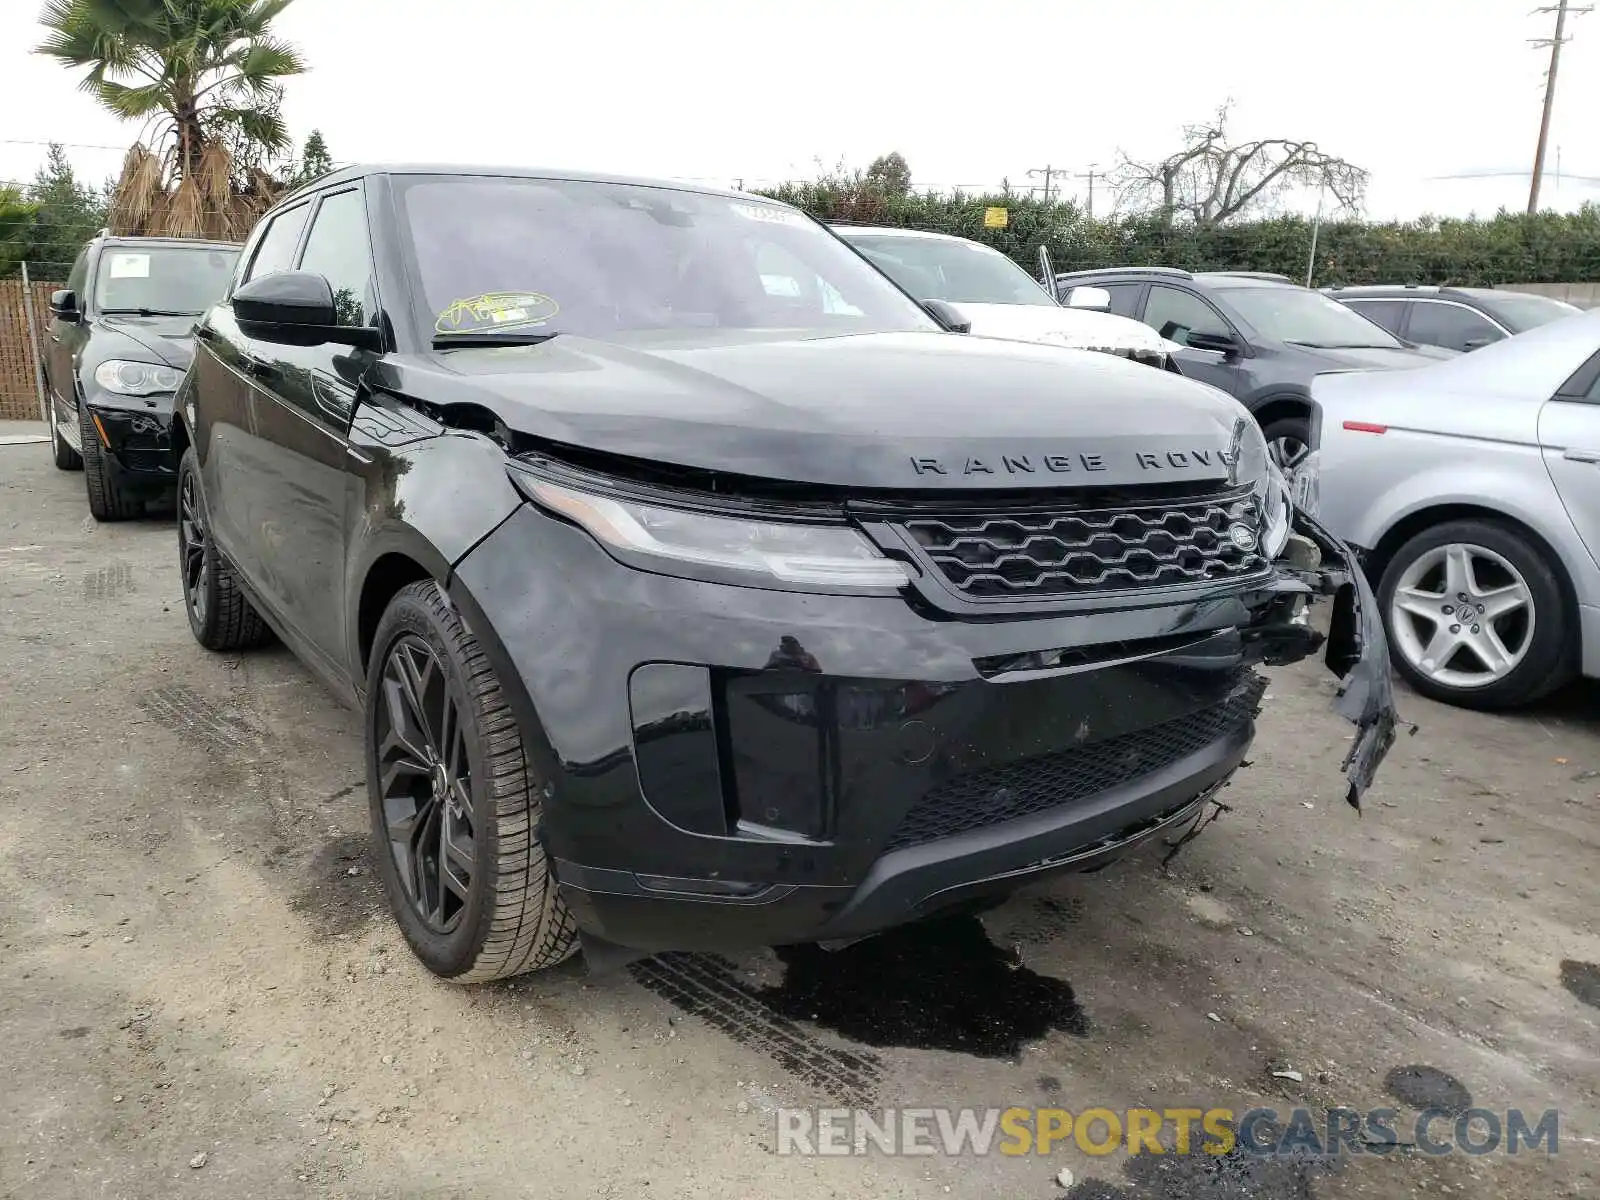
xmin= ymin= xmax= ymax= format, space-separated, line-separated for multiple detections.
xmin=1324 ymin=284 xmax=1583 ymax=354
xmin=1054 ymin=267 xmax=1452 ymax=478
xmin=1308 ymin=306 xmax=1600 ymax=709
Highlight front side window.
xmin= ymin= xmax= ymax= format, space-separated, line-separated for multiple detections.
xmin=1216 ymin=285 xmax=1404 ymax=349
xmin=394 ymin=176 xmax=936 ymax=342
xmin=93 ymin=244 xmax=240 ymax=315
xmin=844 ymin=234 xmax=1055 ymax=306
xmin=298 ymin=189 xmax=375 ymax=327
xmin=66 ymin=247 xmax=90 ymax=297
xmin=1406 ymin=302 xmax=1502 ymax=352
xmin=1142 ymin=285 xmax=1231 ymax=344
xmin=244 ymin=203 xmax=310 ymax=283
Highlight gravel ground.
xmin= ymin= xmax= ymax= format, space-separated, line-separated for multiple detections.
xmin=1 ymin=424 xmax=1596 ymax=1200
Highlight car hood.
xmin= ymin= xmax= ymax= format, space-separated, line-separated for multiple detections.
xmin=95 ymin=315 xmax=198 ymax=369
xmin=388 ymin=329 xmax=1256 ymax=491
xmin=1288 ymin=342 xmax=1454 ymax=369
xmin=949 ymin=302 xmax=1182 ymax=355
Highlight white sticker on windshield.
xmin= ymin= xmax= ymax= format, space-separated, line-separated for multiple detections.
xmin=108 ymin=253 xmax=151 ymax=279
xmin=729 ymin=202 xmax=806 ymax=227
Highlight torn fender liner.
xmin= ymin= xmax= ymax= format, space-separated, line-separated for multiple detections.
xmin=1291 ymin=508 xmax=1413 ymax=811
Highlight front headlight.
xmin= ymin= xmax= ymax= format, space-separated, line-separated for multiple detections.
xmin=509 ymin=470 xmax=914 ymax=593
xmin=94 ymin=359 xmax=181 ymax=396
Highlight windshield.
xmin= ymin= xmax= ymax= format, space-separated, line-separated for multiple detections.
xmin=1217 ymin=285 xmax=1405 ymax=348
xmin=93 ymin=244 xmax=239 ymax=315
xmin=392 ymin=176 xmax=937 ymax=341
xmin=843 ymin=233 xmax=1055 ymax=306
xmin=1482 ymin=292 xmax=1582 ymax=332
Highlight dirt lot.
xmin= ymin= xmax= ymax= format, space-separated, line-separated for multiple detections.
xmin=1 ymin=425 xmax=1596 ymax=1200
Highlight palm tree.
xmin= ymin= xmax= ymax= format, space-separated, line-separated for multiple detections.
xmin=36 ymin=0 xmax=305 ymax=239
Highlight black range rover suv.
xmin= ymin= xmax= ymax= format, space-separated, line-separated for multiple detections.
xmin=44 ymin=232 xmax=240 ymax=519
xmin=174 ymin=166 xmax=1399 ymax=981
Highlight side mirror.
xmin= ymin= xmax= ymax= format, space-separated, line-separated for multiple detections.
xmin=232 ymin=270 xmax=381 ymax=349
xmin=50 ymin=290 xmax=81 ymax=322
xmin=1065 ymin=285 xmax=1111 ymax=311
xmin=923 ymin=298 xmax=972 ymax=334
xmin=1185 ymin=330 xmax=1242 ymax=357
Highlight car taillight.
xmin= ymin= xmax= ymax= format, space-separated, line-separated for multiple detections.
xmin=1343 ymin=421 xmax=1388 ymax=434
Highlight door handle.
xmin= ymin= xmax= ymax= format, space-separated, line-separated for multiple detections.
xmin=247 ymin=360 xmax=281 ymax=383
xmin=1562 ymin=448 xmax=1600 ymax=464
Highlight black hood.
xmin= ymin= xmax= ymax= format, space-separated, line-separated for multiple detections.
xmin=95 ymin=314 xmax=199 ymax=369
xmin=382 ymin=330 xmax=1257 ymax=491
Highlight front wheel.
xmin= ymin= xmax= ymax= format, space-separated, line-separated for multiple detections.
xmin=1377 ymin=518 xmax=1574 ymax=709
xmin=79 ymin=403 xmax=143 ymax=521
xmin=1261 ymin=414 xmax=1313 ymax=482
xmin=366 ymin=580 xmax=577 ymax=983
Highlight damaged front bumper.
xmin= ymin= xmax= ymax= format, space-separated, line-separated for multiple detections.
xmin=1258 ymin=508 xmax=1405 ymax=810
xmin=451 ymin=486 xmax=1405 ymax=958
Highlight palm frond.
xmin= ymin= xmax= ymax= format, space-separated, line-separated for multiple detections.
xmin=93 ymin=78 xmax=169 ymax=118
xmin=107 ymin=143 xmax=164 ymax=235
xmin=164 ymin=174 xmax=205 ymax=238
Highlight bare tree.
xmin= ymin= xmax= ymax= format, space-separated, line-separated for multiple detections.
xmin=1113 ymin=103 xmax=1368 ymax=226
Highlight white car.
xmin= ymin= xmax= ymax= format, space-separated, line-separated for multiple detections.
xmin=832 ymin=225 xmax=1179 ymax=365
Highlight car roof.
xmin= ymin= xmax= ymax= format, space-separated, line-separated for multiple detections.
xmin=100 ymin=234 xmax=241 ymax=251
xmin=1324 ymin=284 xmax=1494 ymax=301
xmin=277 ymin=163 xmax=759 ymax=209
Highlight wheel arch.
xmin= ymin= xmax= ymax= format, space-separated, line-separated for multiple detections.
xmin=1250 ymin=392 xmax=1314 ymax=432
xmin=1367 ymin=503 xmax=1582 ymax=670
xmin=353 ymin=544 xmax=447 ymax=678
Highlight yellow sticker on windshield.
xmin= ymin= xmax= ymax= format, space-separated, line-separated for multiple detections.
xmin=435 ymin=291 xmax=560 ymax=335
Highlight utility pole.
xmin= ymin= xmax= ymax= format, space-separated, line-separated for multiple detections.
xmin=1074 ymin=164 xmax=1099 ymax=218
xmin=1027 ymin=165 xmax=1056 ymax=204
xmin=1528 ymin=0 xmax=1591 ymax=213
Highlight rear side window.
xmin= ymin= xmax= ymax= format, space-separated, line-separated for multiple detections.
xmin=1344 ymin=299 xmax=1407 ymax=334
xmin=244 ymin=203 xmax=310 ymax=282
xmin=1101 ymin=283 xmax=1142 ymax=317
xmin=1406 ymin=302 xmax=1503 ymax=352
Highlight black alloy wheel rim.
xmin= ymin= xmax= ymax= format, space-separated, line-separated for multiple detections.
xmin=178 ymin=471 xmax=208 ymax=625
xmin=374 ymin=634 xmax=476 ymax=934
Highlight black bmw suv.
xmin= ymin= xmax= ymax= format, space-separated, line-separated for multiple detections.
xmin=43 ymin=233 xmax=240 ymax=519
xmin=1053 ymin=268 xmax=1451 ymax=480
xmin=174 ymin=165 xmax=1398 ymax=982
xmin=1324 ymin=284 xmax=1583 ymax=353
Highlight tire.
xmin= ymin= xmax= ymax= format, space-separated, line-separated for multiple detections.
xmin=366 ymin=580 xmax=577 ymax=983
xmin=49 ymin=402 xmax=82 ymax=471
xmin=79 ymin=403 xmax=143 ymax=521
xmin=1377 ymin=518 xmax=1573 ymax=710
xmin=1261 ymin=414 xmax=1313 ymax=479
xmin=177 ymin=448 xmax=272 ymax=652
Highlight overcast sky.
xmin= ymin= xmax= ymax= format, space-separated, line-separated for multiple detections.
xmin=3 ymin=0 xmax=1597 ymax=220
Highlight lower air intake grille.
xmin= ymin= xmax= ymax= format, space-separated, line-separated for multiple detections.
xmin=899 ymin=489 xmax=1266 ymax=600
xmin=884 ymin=673 xmax=1266 ymax=851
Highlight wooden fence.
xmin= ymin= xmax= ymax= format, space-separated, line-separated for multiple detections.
xmin=0 ymin=276 xmax=61 ymax=422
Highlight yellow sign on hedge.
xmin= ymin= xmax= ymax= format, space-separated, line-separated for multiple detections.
xmin=984 ymin=206 xmax=1008 ymax=229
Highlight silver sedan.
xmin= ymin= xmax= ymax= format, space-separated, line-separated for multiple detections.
xmin=1305 ymin=307 xmax=1600 ymax=709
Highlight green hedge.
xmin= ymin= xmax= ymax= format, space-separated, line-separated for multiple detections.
xmin=758 ymin=182 xmax=1600 ymax=286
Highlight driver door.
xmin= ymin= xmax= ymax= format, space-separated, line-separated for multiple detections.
xmin=237 ymin=185 xmax=378 ymax=679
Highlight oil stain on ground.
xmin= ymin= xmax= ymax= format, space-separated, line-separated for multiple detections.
xmin=288 ymin=832 xmax=384 ymax=939
xmin=1066 ymin=1139 xmax=1338 ymax=1200
xmin=1384 ymin=1064 xmax=1472 ymax=1115
xmin=756 ymin=914 xmax=1089 ymax=1060
xmin=1559 ymin=960 xmax=1600 ymax=1009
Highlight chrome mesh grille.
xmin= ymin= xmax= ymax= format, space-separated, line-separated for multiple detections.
xmin=899 ymin=490 xmax=1266 ymax=599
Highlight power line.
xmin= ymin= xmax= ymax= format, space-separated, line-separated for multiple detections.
xmin=1528 ymin=0 xmax=1592 ymax=213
